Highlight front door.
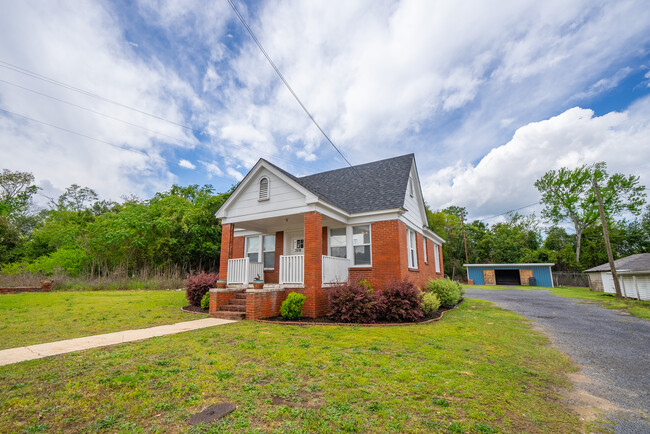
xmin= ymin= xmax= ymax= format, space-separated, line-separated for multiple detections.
xmin=287 ymin=231 xmax=305 ymax=255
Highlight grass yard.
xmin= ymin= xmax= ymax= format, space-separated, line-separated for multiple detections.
xmin=466 ymin=284 xmax=650 ymax=320
xmin=0 ymin=290 xmax=204 ymax=350
xmin=0 ymin=300 xmax=584 ymax=433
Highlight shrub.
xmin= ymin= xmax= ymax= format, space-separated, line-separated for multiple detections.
xmin=328 ymin=282 xmax=384 ymax=323
xmin=422 ymin=292 xmax=441 ymax=316
xmin=378 ymin=279 xmax=424 ymax=322
xmin=280 ymin=292 xmax=306 ymax=320
xmin=185 ymin=272 xmax=219 ymax=307
xmin=200 ymin=292 xmax=211 ymax=310
xmin=424 ymin=278 xmax=462 ymax=308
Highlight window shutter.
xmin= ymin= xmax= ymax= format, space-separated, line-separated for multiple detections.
xmin=259 ymin=177 xmax=269 ymax=200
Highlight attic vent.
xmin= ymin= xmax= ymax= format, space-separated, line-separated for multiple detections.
xmin=408 ymin=176 xmax=414 ymax=197
xmin=259 ymin=177 xmax=269 ymax=201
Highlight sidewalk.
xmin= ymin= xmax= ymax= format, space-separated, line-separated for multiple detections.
xmin=0 ymin=317 xmax=236 ymax=366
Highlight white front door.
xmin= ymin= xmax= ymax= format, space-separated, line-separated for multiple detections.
xmin=287 ymin=231 xmax=305 ymax=255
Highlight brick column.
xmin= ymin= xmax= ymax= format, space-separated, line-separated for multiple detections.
xmin=219 ymin=223 xmax=234 ymax=281
xmin=303 ymin=212 xmax=324 ymax=318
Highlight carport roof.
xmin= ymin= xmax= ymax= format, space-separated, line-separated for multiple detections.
xmin=584 ymin=253 xmax=650 ymax=273
xmin=464 ymin=263 xmax=554 ymax=267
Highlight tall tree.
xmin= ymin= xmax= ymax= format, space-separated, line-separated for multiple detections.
xmin=534 ymin=162 xmax=645 ymax=263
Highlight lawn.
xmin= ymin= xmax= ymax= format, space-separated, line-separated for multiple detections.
xmin=0 ymin=300 xmax=584 ymax=433
xmin=0 ymin=290 xmax=204 ymax=350
xmin=465 ymin=284 xmax=650 ymax=320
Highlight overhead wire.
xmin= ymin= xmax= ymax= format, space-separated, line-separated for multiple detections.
xmin=225 ymin=0 xmax=357 ymax=170
xmin=477 ymin=201 xmax=541 ymax=222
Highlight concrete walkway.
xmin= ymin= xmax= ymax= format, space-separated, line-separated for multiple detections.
xmin=0 ymin=318 xmax=236 ymax=366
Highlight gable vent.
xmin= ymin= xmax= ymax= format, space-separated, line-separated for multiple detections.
xmin=259 ymin=177 xmax=269 ymax=201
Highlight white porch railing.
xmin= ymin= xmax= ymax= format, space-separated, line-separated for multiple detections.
xmin=279 ymin=255 xmax=304 ymax=284
xmin=227 ymin=258 xmax=264 ymax=284
xmin=322 ymin=255 xmax=350 ymax=284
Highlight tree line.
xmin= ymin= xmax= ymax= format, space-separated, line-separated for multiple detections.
xmin=0 ymin=161 xmax=647 ymax=281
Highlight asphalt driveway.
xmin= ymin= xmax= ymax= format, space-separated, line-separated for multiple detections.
xmin=465 ymin=289 xmax=650 ymax=433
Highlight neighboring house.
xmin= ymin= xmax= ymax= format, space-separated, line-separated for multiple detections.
xmin=584 ymin=253 xmax=650 ymax=300
xmin=211 ymin=154 xmax=445 ymax=320
xmin=464 ymin=263 xmax=554 ymax=287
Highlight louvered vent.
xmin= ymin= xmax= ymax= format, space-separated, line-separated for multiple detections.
xmin=259 ymin=177 xmax=269 ymax=201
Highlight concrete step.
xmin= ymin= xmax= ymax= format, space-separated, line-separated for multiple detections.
xmin=220 ymin=304 xmax=246 ymax=312
xmin=211 ymin=311 xmax=245 ymax=320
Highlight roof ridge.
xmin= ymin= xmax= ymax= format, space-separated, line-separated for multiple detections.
xmin=298 ymin=153 xmax=414 ymax=179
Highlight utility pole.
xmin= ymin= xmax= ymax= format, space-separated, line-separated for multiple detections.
xmin=592 ymin=180 xmax=622 ymax=298
xmin=461 ymin=211 xmax=469 ymax=263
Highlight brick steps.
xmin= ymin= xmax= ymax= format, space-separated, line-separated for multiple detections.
xmin=211 ymin=291 xmax=247 ymax=320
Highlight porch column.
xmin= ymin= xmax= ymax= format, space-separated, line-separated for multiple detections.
xmin=304 ymin=211 xmax=325 ymax=318
xmin=219 ymin=223 xmax=234 ymax=281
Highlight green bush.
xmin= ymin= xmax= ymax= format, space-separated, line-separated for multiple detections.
xmin=424 ymin=278 xmax=462 ymax=308
xmin=280 ymin=292 xmax=306 ymax=320
xmin=200 ymin=292 xmax=211 ymax=310
xmin=422 ymin=292 xmax=441 ymax=315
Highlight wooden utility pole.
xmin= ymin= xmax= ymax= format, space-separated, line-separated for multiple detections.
xmin=592 ymin=180 xmax=622 ymax=298
xmin=461 ymin=211 xmax=469 ymax=263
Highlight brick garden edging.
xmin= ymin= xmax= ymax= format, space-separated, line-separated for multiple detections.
xmin=255 ymin=298 xmax=464 ymax=327
xmin=0 ymin=281 xmax=52 ymax=294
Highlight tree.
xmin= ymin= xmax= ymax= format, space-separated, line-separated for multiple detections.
xmin=56 ymin=184 xmax=99 ymax=211
xmin=0 ymin=169 xmax=40 ymax=263
xmin=534 ymin=162 xmax=646 ymax=263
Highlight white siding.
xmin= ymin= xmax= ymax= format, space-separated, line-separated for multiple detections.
xmin=599 ymin=272 xmax=650 ymax=300
xmin=401 ymin=163 xmax=425 ymax=230
xmin=634 ymin=275 xmax=650 ymax=300
xmin=226 ymin=168 xmax=306 ymax=218
xmin=601 ymin=272 xmax=615 ymax=294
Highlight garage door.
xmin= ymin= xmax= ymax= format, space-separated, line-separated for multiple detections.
xmin=601 ymin=272 xmax=615 ymax=294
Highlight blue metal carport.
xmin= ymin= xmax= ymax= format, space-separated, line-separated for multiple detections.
xmin=465 ymin=263 xmax=554 ymax=287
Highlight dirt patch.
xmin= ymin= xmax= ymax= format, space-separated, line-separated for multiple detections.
xmin=181 ymin=305 xmax=209 ymax=314
xmin=187 ymin=402 xmax=236 ymax=425
xmin=564 ymin=371 xmax=623 ymax=422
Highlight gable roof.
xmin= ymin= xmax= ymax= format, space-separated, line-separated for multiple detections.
xmin=584 ymin=253 xmax=650 ymax=273
xmin=263 ymin=154 xmax=415 ymax=214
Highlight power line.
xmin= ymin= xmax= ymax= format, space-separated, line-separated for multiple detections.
xmin=225 ymin=0 xmax=356 ymax=169
xmin=0 ymin=61 xmax=318 ymax=174
xmin=478 ymin=201 xmax=541 ymax=222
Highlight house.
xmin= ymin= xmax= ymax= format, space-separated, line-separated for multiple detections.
xmin=584 ymin=253 xmax=650 ymax=300
xmin=464 ymin=263 xmax=555 ymax=287
xmin=210 ymin=154 xmax=445 ymax=320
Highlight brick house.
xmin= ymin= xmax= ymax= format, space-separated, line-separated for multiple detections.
xmin=210 ymin=154 xmax=445 ymax=320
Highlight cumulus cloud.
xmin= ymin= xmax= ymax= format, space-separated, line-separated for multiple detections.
xmin=423 ymin=95 xmax=650 ymax=219
xmin=200 ymin=160 xmax=224 ymax=178
xmin=178 ymin=159 xmax=196 ymax=169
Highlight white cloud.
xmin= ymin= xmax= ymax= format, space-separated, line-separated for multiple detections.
xmin=200 ymin=160 xmax=224 ymax=178
xmin=423 ymin=96 xmax=650 ymax=220
xmin=178 ymin=159 xmax=196 ymax=169
xmin=226 ymin=167 xmax=244 ymax=181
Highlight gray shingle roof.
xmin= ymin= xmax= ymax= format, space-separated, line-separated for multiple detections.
xmin=263 ymin=154 xmax=415 ymax=214
xmin=584 ymin=253 xmax=650 ymax=272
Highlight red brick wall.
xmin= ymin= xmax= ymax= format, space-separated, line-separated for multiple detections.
xmin=232 ymin=236 xmax=245 ymax=259
xmin=303 ymin=211 xmax=326 ymax=318
xmin=322 ymin=227 xmax=328 ymax=255
xmin=347 ymin=220 xmax=443 ymax=291
xmin=218 ymin=224 xmax=234 ymax=280
xmin=246 ymin=288 xmax=305 ymax=320
xmin=209 ymin=290 xmax=241 ymax=314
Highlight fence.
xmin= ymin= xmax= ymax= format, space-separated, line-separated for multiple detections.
xmin=552 ymin=272 xmax=589 ymax=287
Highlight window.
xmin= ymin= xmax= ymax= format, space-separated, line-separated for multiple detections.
xmin=408 ymin=176 xmax=414 ymax=197
xmin=258 ymin=177 xmax=269 ymax=201
xmin=407 ymin=229 xmax=417 ymax=269
xmin=423 ymin=237 xmax=428 ymax=263
xmin=245 ymin=236 xmax=260 ymax=263
xmin=263 ymin=235 xmax=275 ymax=269
xmin=246 ymin=234 xmax=276 ymax=269
xmin=433 ymin=243 xmax=440 ymax=273
xmin=329 ymin=228 xmax=347 ymax=258
xmin=352 ymin=225 xmax=371 ymax=266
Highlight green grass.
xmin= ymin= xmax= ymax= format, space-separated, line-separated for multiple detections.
xmin=0 ymin=301 xmax=584 ymax=433
xmin=0 ymin=290 xmax=204 ymax=349
xmin=465 ymin=284 xmax=650 ymax=320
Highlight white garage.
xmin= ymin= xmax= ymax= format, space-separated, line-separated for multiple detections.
xmin=585 ymin=253 xmax=650 ymax=301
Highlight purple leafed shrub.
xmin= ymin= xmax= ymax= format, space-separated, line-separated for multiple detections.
xmin=185 ymin=272 xmax=219 ymax=307
xmin=378 ymin=279 xmax=424 ymax=322
xmin=328 ymin=282 xmax=385 ymax=323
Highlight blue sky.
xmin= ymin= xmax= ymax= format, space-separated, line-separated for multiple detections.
xmin=0 ymin=0 xmax=649 ymax=221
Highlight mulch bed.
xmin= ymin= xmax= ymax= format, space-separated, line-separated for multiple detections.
xmin=257 ymin=299 xmax=464 ymax=326
xmin=181 ymin=305 xmax=209 ymax=314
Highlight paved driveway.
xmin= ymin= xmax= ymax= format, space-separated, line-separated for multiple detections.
xmin=465 ymin=289 xmax=650 ymax=433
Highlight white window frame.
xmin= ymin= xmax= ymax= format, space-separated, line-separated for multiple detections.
xmin=350 ymin=224 xmax=372 ymax=267
xmin=434 ymin=242 xmax=441 ymax=273
xmin=407 ymin=229 xmax=418 ymax=269
xmin=258 ymin=176 xmax=270 ymax=201
xmin=423 ymin=237 xmax=428 ymax=263
xmin=245 ymin=234 xmax=276 ymax=270
xmin=328 ymin=227 xmax=347 ymax=259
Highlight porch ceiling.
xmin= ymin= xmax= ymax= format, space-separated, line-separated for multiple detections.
xmin=233 ymin=212 xmax=345 ymax=233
